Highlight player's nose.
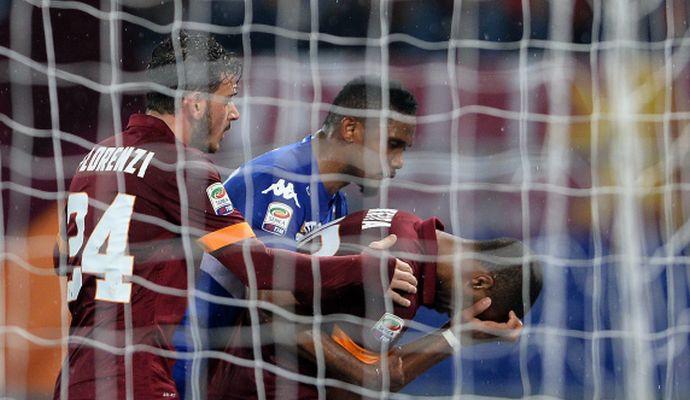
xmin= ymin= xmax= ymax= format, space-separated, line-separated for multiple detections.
xmin=227 ymin=102 xmax=240 ymax=121
xmin=390 ymin=151 xmax=404 ymax=171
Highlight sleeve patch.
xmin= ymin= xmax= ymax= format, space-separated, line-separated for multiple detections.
xmin=206 ymin=182 xmax=234 ymax=215
xmin=261 ymin=202 xmax=293 ymax=237
xmin=370 ymin=312 xmax=405 ymax=343
xmin=198 ymin=222 xmax=255 ymax=252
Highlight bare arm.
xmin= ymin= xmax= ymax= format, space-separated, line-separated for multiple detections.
xmin=295 ymin=299 xmax=524 ymax=394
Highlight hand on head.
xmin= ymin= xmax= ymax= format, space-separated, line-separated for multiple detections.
xmin=456 ymin=297 xmax=523 ymax=344
xmin=368 ymin=234 xmax=417 ymax=308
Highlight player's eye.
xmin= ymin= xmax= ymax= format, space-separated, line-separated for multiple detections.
xmin=388 ymin=139 xmax=408 ymax=150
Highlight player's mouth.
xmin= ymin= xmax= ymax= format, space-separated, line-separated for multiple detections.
xmin=222 ymin=123 xmax=232 ymax=138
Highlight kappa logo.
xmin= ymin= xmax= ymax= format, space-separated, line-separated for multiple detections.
xmin=261 ymin=179 xmax=301 ymax=208
xmin=371 ymin=312 xmax=405 ymax=343
xmin=206 ymin=182 xmax=234 ymax=216
xmin=261 ymin=202 xmax=293 ymax=236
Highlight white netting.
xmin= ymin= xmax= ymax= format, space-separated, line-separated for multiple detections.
xmin=2 ymin=0 xmax=690 ymax=399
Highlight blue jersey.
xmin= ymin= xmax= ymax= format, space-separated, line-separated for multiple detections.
xmin=224 ymin=134 xmax=348 ymax=249
xmin=172 ymin=135 xmax=348 ymax=396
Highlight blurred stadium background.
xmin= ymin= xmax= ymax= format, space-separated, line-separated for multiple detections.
xmin=2 ymin=0 xmax=690 ymax=398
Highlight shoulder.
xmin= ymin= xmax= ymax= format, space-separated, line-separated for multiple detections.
xmin=224 ymin=146 xmax=298 ymax=188
xmin=184 ymin=148 xmax=222 ymax=181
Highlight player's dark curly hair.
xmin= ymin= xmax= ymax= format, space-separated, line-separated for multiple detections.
xmin=470 ymin=238 xmax=543 ymax=321
xmin=145 ymin=30 xmax=242 ymax=114
xmin=322 ymin=76 xmax=418 ymax=130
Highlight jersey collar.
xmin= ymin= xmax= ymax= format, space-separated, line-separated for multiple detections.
xmin=126 ymin=114 xmax=176 ymax=140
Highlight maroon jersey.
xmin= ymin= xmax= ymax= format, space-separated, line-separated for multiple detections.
xmin=207 ymin=209 xmax=443 ymax=399
xmin=54 ymin=115 xmax=396 ymax=400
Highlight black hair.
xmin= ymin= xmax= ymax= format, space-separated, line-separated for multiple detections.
xmin=145 ymin=30 xmax=242 ymax=114
xmin=470 ymin=238 xmax=543 ymax=321
xmin=322 ymin=75 xmax=418 ymax=130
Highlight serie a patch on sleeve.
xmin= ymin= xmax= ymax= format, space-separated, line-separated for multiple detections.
xmin=261 ymin=201 xmax=293 ymax=236
xmin=206 ymin=182 xmax=234 ymax=216
xmin=371 ymin=312 xmax=405 ymax=343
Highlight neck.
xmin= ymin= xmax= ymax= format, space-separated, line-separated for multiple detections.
xmin=312 ymin=131 xmax=352 ymax=196
xmin=146 ymin=110 xmax=188 ymax=145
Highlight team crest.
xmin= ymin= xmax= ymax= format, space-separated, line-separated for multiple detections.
xmin=371 ymin=312 xmax=405 ymax=343
xmin=261 ymin=202 xmax=293 ymax=236
xmin=206 ymin=182 xmax=234 ymax=215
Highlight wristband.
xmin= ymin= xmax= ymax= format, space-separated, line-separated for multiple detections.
xmin=441 ymin=329 xmax=460 ymax=352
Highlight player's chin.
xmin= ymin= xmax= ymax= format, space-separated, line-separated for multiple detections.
xmin=207 ymin=141 xmax=220 ymax=153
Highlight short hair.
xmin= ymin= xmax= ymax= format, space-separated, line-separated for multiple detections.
xmin=322 ymin=76 xmax=418 ymax=130
xmin=470 ymin=238 xmax=543 ymax=321
xmin=145 ymin=30 xmax=242 ymax=114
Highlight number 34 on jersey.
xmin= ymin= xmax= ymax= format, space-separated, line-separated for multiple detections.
xmin=63 ymin=193 xmax=135 ymax=303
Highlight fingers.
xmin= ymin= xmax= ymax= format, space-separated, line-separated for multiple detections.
xmin=460 ymin=297 xmax=492 ymax=322
xmin=393 ymin=260 xmax=416 ymax=286
xmin=389 ymin=276 xmax=417 ymax=295
xmin=388 ymin=260 xmax=416 ymax=307
xmin=507 ymin=310 xmax=523 ymax=329
xmin=369 ymin=234 xmax=397 ymax=250
xmin=395 ymin=259 xmax=413 ymax=274
xmin=388 ymin=289 xmax=411 ymax=307
xmin=503 ymin=311 xmax=523 ymax=341
xmin=465 ymin=311 xmax=524 ymax=341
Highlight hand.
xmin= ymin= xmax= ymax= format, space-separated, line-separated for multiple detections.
xmin=458 ymin=298 xmax=523 ymax=343
xmin=368 ymin=234 xmax=417 ymax=307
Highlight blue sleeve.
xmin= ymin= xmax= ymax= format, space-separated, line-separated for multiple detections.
xmin=225 ymin=170 xmax=304 ymax=250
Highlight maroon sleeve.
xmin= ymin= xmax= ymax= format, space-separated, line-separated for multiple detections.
xmin=388 ymin=212 xmax=444 ymax=320
xmin=181 ymin=156 xmax=249 ymax=236
xmin=210 ymin=239 xmax=396 ymax=305
xmin=415 ymin=216 xmax=444 ymax=307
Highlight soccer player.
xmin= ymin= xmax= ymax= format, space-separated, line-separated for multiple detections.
xmin=172 ymin=77 xmax=418 ymax=394
xmin=225 ymin=76 xmax=417 ymax=246
xmin=207 ymin=209 xmax=543 ymax=399
xmin=52 ymin=32 xmax=416 ymax=400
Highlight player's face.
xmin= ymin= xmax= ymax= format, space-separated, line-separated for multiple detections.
xmin=202 ymin=76 xmax=240 ymax=153
xmin=355 ymin=118 xmax=414 ymax=194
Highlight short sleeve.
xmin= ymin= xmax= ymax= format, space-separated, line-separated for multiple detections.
xmin=179 ymin=158 xmax=255 ymax=251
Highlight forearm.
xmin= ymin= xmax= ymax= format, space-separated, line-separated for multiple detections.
xmin=211 ymin=238 xmax=395 ymax=303
xmin=296 ymin=330 xmax=368 ymax=386
xmin=394 ymin=331 xmax=454 ymax=386
xmin=297 ymin=326 xmax=454 ymax=392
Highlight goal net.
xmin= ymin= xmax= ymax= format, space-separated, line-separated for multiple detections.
xmin=1 ymin=0 xmax=690 ymax=399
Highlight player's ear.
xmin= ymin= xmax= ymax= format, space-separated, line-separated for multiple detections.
xmin=471 ymin=273 xmax=494 ymax=290
xmin=339 ymin=116 xmax=360 ymax=144
xmin=182 ymin=91 xmax=207 ymax=120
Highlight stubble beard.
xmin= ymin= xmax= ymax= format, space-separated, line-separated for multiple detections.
xmin=190 ymin=110 xmax=216 ymax=153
